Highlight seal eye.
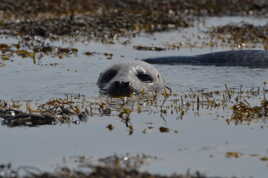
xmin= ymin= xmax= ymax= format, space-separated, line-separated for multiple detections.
xmin=136 ymin=72 xmax=153 ymax=83
xmin=100 ymin=69 xmax=117 ymax=83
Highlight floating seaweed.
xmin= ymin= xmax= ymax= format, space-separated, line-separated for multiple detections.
xmin=0 ymin=85 xmax=267 ymax=130
xmin=227 ymin=99 xmax=268 ymax=125
xmin=0 ymin=41 xmax=79 ymax=63
xmin=0 ymin=153 xmax=206 ymax=178
xmin=133 ymin=45 xmax=166 ymax=51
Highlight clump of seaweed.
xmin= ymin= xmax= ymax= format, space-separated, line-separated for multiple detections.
xmin=227 ymin=99 xmax=268 ymax=125
xmin=225 ymin=151 xmax=268 ymax=163
xmin=91 ymin=154 xmax=157 ymax=170
xmin=0 ymin=153 xmax=207 ymax=178
xmin=0 ymin=41 xmax=78 ymax=63
xmin=208 ymin=23 xmax=268 ymax=49
xmin=133 ymin=45 xmax=167 ymax=51
xmin=0 ymin=40 xmax=119 ymax=64
xmin=0 ymin=160 xmax=206 ymax=178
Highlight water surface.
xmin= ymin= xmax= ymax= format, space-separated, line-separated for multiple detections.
xmin=1 ymin=17 xmax=268 ymax=178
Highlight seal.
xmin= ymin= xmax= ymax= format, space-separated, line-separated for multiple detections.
xmin=143 ymin=50 xmax=268 ymax=67
xmin=97 ymin=61 xmax=164 ymax=97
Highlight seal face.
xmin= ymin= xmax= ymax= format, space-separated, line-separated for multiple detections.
xmin=97 ymin=61 xmax=164 ymax=97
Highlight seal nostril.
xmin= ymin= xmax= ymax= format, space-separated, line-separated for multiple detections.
xmin=114 ymin=81 xmax=130 ymax=88
xmin=122 ymin=81 xmax=129 ymax=87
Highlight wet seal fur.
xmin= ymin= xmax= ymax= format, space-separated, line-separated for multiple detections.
xmin=143 ymin=50 xmax=268 ymax=67
xmin=97 ymin=61 xmax=164 ymax=97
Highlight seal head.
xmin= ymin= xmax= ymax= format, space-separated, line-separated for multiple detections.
xmin=97 ymin=61 xmax=164 ymax=97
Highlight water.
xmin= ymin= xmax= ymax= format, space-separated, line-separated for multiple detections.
xmin=0 ymin=17 xmax=268 ymax=178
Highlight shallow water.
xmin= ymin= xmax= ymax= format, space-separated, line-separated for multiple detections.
xmin=1 ymin=17 xmax=268 ymax=178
